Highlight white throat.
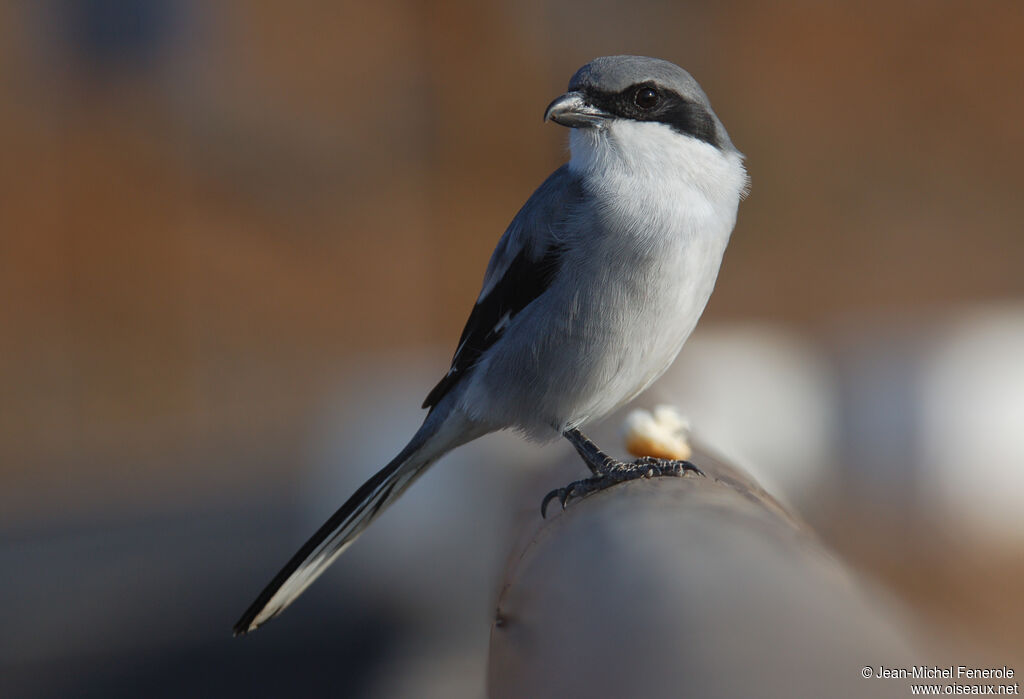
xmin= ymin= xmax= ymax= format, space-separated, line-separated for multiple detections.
xmin=567 ymin=120 xmax=748 ymax=215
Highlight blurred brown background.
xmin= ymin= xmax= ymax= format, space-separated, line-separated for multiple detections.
xmin=2 ymin=1 xmax=1023 ymax=697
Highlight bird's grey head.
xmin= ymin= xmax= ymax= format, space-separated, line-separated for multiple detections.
xmin=544 ymin=56 xmax=735 ymax=152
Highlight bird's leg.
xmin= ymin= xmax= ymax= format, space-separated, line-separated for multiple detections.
xmin=542 ymin=428 xmax=704 ymax=517
xmin=564 ymin=428 xmax=619 ymax=475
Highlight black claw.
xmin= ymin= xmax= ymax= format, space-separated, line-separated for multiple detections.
xmin=677 ymin=460 xmax=705 ymax=477
xmin=540 ymin=488 xmax=563 ymax=518
xmin=560 ymin=487 xmax=573 ymax=509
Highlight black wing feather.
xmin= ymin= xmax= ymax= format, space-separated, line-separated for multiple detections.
xmin=423 ymin=244 xmax=564 ymax=409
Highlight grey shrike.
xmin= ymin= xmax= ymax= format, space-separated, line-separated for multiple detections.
xmin=234 ymin=55 xmax=748 ymax=635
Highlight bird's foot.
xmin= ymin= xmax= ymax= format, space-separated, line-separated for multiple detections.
xmin=541 ymin=456 xmax=704 ymax=518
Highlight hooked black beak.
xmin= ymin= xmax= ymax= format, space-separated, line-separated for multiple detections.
xmin=543 ymin=91 xmax=610 ymax=128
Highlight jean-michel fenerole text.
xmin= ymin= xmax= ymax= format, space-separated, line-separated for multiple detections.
xmin=875 ymin=666 xmax=1014 ymax=680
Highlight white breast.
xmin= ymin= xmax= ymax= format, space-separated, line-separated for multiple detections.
xmin=557 ymin=122 xmax=748 ymax=423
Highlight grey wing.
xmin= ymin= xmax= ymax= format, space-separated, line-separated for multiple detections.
xmin=423 ymin=165 xmax=585 ymax=409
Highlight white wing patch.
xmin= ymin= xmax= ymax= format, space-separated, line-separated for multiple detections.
xmin=492 ymin=311 xmax=512 ymax=335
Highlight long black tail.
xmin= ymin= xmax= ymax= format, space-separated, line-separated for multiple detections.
xmin=233 ymin=410 xmax=479 ymax=635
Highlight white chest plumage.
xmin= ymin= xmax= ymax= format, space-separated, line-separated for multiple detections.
xmin=561 ymin=122 xmax=747 ymax=416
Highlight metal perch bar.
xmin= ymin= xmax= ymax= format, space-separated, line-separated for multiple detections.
xmin=489 ymin=447 xmax=922 ymax=699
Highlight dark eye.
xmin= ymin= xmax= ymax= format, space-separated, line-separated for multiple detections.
xmin=633 ymin=86 xmax=660 ymax=110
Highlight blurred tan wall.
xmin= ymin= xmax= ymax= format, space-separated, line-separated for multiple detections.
xmin=2 ymin=1 xmax=1022 ymax=521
